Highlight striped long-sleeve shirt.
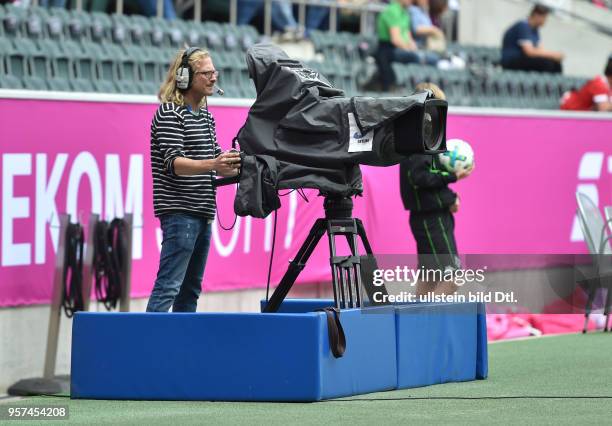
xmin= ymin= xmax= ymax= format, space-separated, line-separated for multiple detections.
xmin=150 ymin=102 xmax=222 ymax=219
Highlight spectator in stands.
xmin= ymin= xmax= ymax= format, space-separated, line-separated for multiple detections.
xmin=238 ymin=0 xmax=300 ymax=39
xmin=400 ymin=82 xmax=474 ymax=296
xmin=410 ymin=0 xmax=446 ymax=52
xmin=560 ymin=55 xmax=612 ymax=111
xmin=147 ymin=48 xmax=241 ymax=312
xmin=304 ymin=5 xmax=330 ymax=37
xmin=375 ymin=0 xmax=439 ymax=92
xmin=501 ymin=4 xmax=564 ymax=74
xmin=434 ymin=0 xmax=458 ymax=42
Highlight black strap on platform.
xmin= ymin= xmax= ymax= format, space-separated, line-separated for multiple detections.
xmin=316 ymin=307 xmax=346 ymax=358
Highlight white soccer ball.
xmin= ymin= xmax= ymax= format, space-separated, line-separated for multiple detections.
xmin=439 ymin=139 xmax=474 ymax=173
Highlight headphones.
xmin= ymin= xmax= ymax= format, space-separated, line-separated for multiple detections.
xmin=175 ymin=47 xmax=202 ymax=91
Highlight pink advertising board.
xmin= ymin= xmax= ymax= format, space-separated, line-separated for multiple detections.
xmin=1 ymin=95 xmax=611 ymax=307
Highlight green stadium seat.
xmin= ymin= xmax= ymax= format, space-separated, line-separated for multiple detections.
xmin=136 ymin=81 xmax=158 ymax=95
xmin=3 ymin=4 xmax=26 ymax=38
xmin=37 ymin=38 xmax=62 ymax=57
xmin=0 ymin=36 xmax=12 ymax=53
xmin=22 ymin=75 xmax=48 ymax=91
xmin=47 ymin=78 xmax=71 ymax=92
xmin=8 ymin=38 xmax=38 ymax=76
xmin=65 ymin=10 xmax=91 ymax=42
xmin=115 ymin=80 xmax=139 ymax=95
xmin=59 ymin=39 xmax=84 ymax=57
xmin=70 ymin=78 xmax=95 ymax=92
xmin=129 ymin=15 xmax=153 ymax=46
xmin=90 ymin=11 xmax=113 ymax=38
xmin=49 ymin=6 xmax=71 ymax=22
xmin=0 ymin=74 xmax=22 ymax=89
xmin=93 ymin=80 xmax=118 ymax=93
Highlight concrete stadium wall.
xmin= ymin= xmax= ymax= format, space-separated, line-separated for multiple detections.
xmin=459 ymin=0 xmax=612 ymax=77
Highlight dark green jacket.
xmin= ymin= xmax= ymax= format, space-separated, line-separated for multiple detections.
xmin=399 ymin=154 xmax=457 ymax=213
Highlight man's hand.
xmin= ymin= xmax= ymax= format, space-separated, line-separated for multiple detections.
xmin=455 ymin=163 xmax=474 ymax=180
xmin=554 ymin=51 xmax=565 ymax=62
xmin=214 ymin=151 xmax=241 ymax=177
xmin=450 ymin=196 xmax=460 ymax=213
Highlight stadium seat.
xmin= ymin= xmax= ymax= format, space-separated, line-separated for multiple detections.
xmin=65 ymin=10 xmax=91 ymax=42
xmin=7 ymin=38 xmax=38 ymax=76
xmin=22 ymin=75 xmax=48 ymax=91
xmin=110 ymin=13 xmax=131 ymax=45
xmin=0 ymin=73 xmax=22 ymax=89
xmin=93 ymin=79 xmax=118 ymax=93
xmin=47 ymin=77 xmax=71 ymax=92
xmin=128 ymin=15 xmax=153 ymax=46
xmin=89 ymin=11 xmax=113 ymax=43
xmin=70 ymin=78 xmax=95 ymax=92
xmin=3 ymin=4 xmax=26 ymax=38
xmin=23 ymin=12 xmax=44 ymax=40
xmin=136 ymin=80 xmax=158 ymax=95
xmin=115 ymin=79 xmax=139 ymax=94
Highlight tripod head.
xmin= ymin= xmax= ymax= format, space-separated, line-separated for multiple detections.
xmin=323 ymin=196 xmax=354 ymax=220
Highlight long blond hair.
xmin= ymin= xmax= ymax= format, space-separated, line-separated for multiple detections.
xmin=414 ymin=82 xmax=446 ymax=101
xmin=158 ymin=48 xmax=211 ymax=107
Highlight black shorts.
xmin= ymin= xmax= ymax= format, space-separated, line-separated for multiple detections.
xmin=409 ymin=210 xmax=461 ymax=272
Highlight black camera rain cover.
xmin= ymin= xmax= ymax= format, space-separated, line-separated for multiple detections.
xmin=236 ymin=43 xmax=431 ymax=197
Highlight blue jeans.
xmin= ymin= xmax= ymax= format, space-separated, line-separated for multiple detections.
xmin=392 ymin=48 xmax=440 ymax=66
xmin=146 ymin=214 xmax=212 ymax=312
xmin=376 ymin=41 xmax=440 ymax=91
xmin=305 ymin=6 xmax=329 ymax=35
xmin=237 ymin=0 xmax=297 ymax=31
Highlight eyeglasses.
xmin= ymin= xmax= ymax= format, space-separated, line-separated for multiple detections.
xmin=194 ymin=70 xmax=219 ymax=79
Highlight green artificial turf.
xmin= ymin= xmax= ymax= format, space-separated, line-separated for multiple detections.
xmin=3 ymin=333 xmax=612 ymax=425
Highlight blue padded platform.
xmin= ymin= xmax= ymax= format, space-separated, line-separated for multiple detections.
xmin=260 ymin=298 xmax=337 ymax=313
xmin=394 ymin=302 xmax=488 ymax=388
xmin=71 ymin=299 xmax=487 ymax=401
xmin=71 ymin=302 xmax=397 ymax=401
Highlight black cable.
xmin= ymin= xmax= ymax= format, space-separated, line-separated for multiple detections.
xmin=216 ymin=203 xmax=239 ymax=231
xmin=266 ymin=209 xmax=278 ymax=302
xmin=61 ymin=222 xmax=84 ymax=318
xmin=92 ymin=219 xmax=126 ymax=311
xmin=206 ymin=96 xmax=239 ymax=232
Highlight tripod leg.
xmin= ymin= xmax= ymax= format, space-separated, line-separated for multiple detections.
xmin=583 ymin=279 xmax=598 ymax=334
xmin=264 ymin=219 xmax=327 ymax=313
xmin=344 ymin=267 xmax=354 ymax=308
xmin=328 ymin=227 xmax=345 ymax=309
xmin=345 ymin=233 xmax=362 ymax=308
xmin=355 ymin=219 xmax=374 ymax=254
xmin=604 ymin=287 xmax=611 ymax=332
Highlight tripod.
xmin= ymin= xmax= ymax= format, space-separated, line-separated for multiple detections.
xmin=264 ymin=196 xmax=377 ymax=313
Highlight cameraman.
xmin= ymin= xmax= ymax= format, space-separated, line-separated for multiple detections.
xmin=400 ymin=83 xmax=473 ymax=296
xmin=146 ymin=48 xmax=241 ymax=312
